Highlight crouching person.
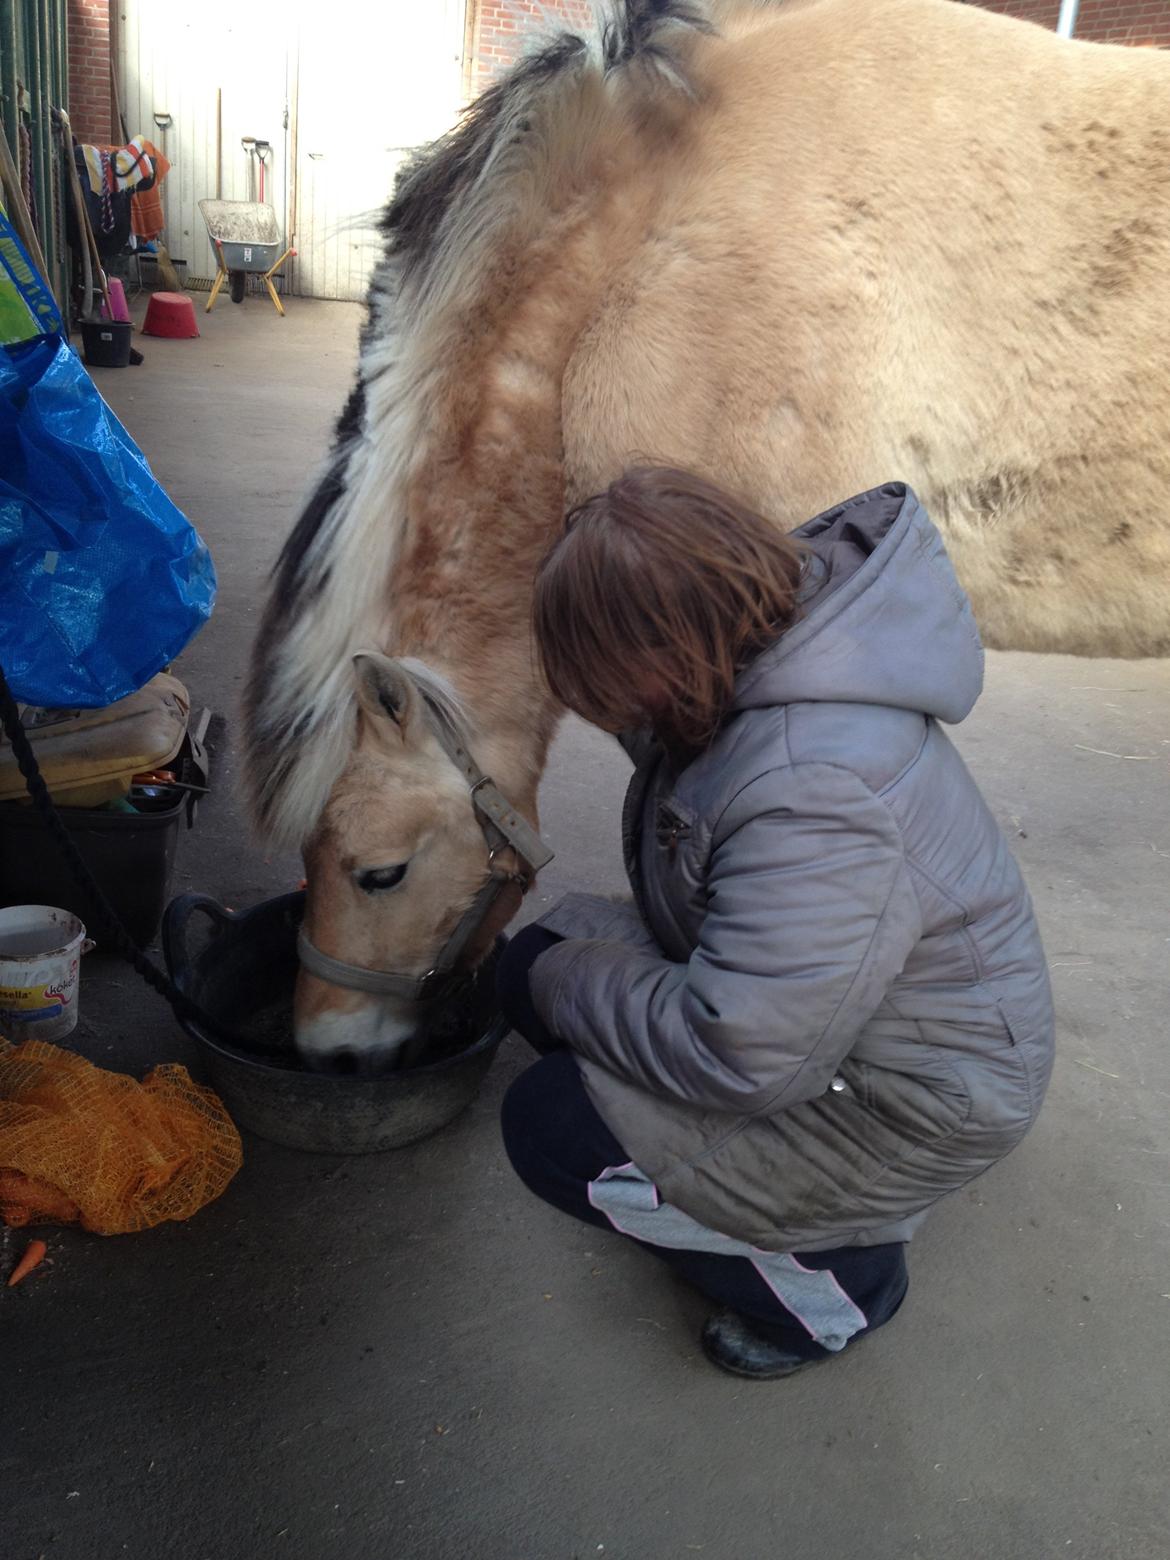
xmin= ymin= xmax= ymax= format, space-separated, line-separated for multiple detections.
xmin=499 ymin=468 xmax=1054 ymax=1380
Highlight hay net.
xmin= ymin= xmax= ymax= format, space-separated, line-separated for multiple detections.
xmin=0 ymin=1037 xmax=242 ymax=1234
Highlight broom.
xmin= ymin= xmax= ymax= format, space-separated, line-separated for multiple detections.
xmin=145 ymin=107 xmax=183 ymax=292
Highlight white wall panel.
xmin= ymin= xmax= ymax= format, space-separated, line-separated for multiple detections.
xmin=119 ymin=1 xmax=467 ymax=301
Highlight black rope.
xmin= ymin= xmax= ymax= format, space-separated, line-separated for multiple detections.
xmin=0 ymin=660 xmax=234 ymax=1045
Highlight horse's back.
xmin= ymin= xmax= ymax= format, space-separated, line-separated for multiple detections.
xmin=563 ymin=0 xmax=1170 ymax=655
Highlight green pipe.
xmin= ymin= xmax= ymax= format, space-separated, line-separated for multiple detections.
xmin=40 ymin=0 xmax=62 ymax=308
xmin=33 ymin=2 xmax=51 ymax=284
xmin=57 ymin=0 xmax=69 ymax=312
xmin=27 ymin=1 xmax=50 ymax=289
xmin=52 ymin=0 xmax=67 ymax=313
xmin=0 ymin=1 xmax=18 ymax=163
xmin=0 ymin=0 xmax=73 ymax=315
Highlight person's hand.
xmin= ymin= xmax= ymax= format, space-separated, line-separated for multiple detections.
xmin=495 ymin=924 xmax=565 ymax=1053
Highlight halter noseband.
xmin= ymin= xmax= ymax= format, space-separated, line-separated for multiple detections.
xmin=296 ymin=679 xmax=554 ymax=1003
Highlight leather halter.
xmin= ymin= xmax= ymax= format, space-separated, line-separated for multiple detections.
xmin=296 ymin=680 xmax=554 ymax=1004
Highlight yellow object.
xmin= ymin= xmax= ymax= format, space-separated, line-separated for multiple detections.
xmin=0 ymin=672 xmax=189 ymax=808
xmin=0 ymin=1036 xmax=242 ymax=1234
xmin=205 ymin=244 xmax=294 ymax=316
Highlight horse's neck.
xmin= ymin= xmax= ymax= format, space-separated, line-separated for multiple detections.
xmin=384 ymin=199 xmax=637 ymax=813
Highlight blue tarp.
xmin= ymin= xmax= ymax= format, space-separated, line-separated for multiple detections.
xmin=0 ymin=211 xmax=215 ymax=708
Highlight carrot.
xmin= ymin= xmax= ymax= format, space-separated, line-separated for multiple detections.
xmin=7 ymin=1238 xmax=47 ymax=1288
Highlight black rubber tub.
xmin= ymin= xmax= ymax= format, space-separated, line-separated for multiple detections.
xmin=162 ymin=891 xmax=509 ymax=1154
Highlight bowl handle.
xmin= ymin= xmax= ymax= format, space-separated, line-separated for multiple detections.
xmin=162 ymin=893 xmax=236 ymax=990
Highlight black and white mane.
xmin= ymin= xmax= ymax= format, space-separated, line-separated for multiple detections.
xmin=243 ymin=0 xmax=715 ymax=846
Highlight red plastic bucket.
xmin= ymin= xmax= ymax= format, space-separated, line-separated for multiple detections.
xmin=142 ymin=292 xmax=199 ymax=339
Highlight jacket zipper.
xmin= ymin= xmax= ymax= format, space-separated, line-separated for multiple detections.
xmin=656 ymin=804 xmax=691 ymax=862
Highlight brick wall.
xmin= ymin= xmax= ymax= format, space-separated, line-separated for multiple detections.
xmin=67 ymin=0 xmax=113 ymax=143
xmin=470 ymin=0 xmax=596 ymax=94
xmin=467 ymin=1 xmax=1166 ymax=98
xmin=972 ymin=0 xmax=1170 ymax=47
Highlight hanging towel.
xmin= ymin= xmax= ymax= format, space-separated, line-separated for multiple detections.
xmin=129 ymin=138 xmax=170 ymax=241
xmin=80 ymin=136 xmax=158 ymax=196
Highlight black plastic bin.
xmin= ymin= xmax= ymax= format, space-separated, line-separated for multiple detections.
xmin=0 ymin=729 xmax=209 ymax=948
xmin=0 ymin=793 xmax=184 ymax=947
xmin=81 ymin=319 xmax=133 ymax=368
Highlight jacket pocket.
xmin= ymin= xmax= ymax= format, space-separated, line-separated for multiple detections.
xmin=994 ymin=992 xmax=1056 ymax=1120
xmin=995 ymin=994 xmax=1050 ymax=1048
xmin=842 ymin=1057 xmax=970 ymax=1143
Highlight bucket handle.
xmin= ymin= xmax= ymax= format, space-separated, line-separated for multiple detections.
xmin=162 ymin=893 xmax=236 ymax=991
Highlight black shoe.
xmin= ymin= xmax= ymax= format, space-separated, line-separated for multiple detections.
xmin=700 ymin=1311 xmax=835 ymax=1381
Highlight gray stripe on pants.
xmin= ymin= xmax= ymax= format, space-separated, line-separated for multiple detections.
xmin=588 ymin=1163 xmax=867 ymax=1351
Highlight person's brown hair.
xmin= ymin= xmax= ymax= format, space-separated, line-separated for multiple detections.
xmin=533 ymin=466 xmax=806 ymax=753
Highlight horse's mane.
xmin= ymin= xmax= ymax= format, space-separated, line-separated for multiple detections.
xmin=244 ymin=0 xmax=718 ymax=846
xmin=384 ymin=1 xmax=714 ymax=286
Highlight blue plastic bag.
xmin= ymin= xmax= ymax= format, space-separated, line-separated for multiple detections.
xmin=0 ymin=215 xmax=215 ymax=708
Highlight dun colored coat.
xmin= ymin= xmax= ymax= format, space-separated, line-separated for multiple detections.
xmin=245 ymin=0 xmax=1169 ymax=1062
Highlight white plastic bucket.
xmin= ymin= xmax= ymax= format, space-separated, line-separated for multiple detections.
xmin=0 ymin=905 xmax=93 ymax=1044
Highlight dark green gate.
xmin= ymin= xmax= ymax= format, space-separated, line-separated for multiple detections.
xmin=0 ymin=0 xmax=70 ymax=311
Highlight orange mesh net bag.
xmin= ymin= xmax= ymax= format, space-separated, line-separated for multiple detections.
xmin=0 ymin=1037 xmax=242 ymax=1234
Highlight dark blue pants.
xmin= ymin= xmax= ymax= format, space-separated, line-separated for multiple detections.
xmin=498 ymin=926 xmax=908 ymax=1358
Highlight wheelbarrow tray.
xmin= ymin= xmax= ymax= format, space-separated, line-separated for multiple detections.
xmin=199 ymin=199 xmax=284 ymax=272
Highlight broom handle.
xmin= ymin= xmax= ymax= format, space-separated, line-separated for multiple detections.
xmin=59 ymin=112 xmax=114 ymax=319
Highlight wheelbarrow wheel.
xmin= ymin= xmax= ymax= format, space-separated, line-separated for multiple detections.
xmin=229 ymin=270 xmax=247 ymax=304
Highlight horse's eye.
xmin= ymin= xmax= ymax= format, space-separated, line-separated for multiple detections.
xmin=355 ymin=863 xmax=408 ymax=894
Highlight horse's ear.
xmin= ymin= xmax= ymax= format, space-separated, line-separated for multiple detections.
xmin=353 ymin=653 xmax=421 ymax=743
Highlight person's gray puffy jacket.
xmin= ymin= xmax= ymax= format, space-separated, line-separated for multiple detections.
xmin=530 ymin=483 xmax=1055 ymax=1252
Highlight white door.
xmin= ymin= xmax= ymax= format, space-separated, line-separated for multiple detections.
xmin=292 ymin=1 xmax=468 ymax=301
xmin=118 ymin=8 xmax=291 ymax=285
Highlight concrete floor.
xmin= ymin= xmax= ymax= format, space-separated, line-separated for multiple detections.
xmin=2 ymin=297 xmax=1168 ymax=1560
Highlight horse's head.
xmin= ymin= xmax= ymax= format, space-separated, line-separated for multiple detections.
xmin=292 ymin=653 xmax=550 ymax=1073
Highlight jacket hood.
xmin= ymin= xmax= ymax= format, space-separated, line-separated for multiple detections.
xmin=734 ymin=483 xmax=984 ymax=724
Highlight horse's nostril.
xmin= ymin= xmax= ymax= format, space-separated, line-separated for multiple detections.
xmin=331 ymin=1049 xmax=359 ymax=1075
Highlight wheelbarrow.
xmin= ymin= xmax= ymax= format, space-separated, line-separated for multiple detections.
xmin=198 ymin=198 xmax=295 ymax=316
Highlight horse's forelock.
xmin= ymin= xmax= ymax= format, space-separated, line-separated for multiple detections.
xmin=397 ymin=659 xmax=474 ymax=750
xmin=248 ymin=657 xmax=473 ymax=849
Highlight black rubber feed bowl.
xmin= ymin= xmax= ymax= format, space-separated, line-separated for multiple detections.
xmin=163 ymin=891 xmax=509 ymax=1154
